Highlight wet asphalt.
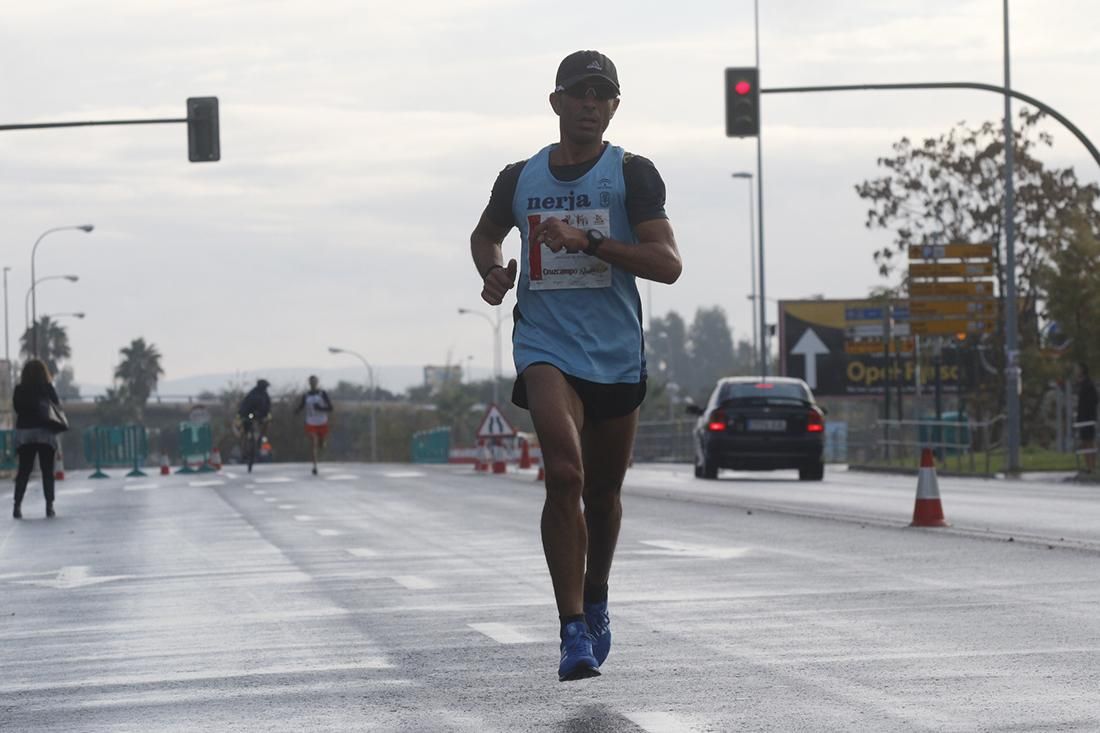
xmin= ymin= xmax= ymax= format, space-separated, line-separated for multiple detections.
xmin=1 ymin=463 xmax=1098 ymax=732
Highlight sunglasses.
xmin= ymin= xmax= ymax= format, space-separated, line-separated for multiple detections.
xmin=560 ymin=81 xmax=619 ymax=101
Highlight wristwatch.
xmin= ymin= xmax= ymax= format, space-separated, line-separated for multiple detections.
xmin=584 ymin=229 xmax=605 ymax=256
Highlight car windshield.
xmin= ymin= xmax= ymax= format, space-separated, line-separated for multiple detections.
xmin=718 ymin=382 xmax=811 ymax=405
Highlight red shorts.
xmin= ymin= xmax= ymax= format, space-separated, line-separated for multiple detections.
xmin=305 ymin=424 xmax=329 ymax=438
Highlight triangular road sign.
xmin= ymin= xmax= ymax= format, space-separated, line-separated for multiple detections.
xmin=476 ymin=404 xmax=516 ymax=438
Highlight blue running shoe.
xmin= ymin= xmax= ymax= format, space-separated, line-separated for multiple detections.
xmin=584 ymin=601 xmax=611 ymax=666
xmin=558 ymin=621 xmax=600 ymax=682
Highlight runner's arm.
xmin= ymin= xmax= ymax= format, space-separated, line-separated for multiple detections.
xmin=321 ymin=391 xmax=333 ymax=411
xmin=294 ymin=394 xmax=305 ymax=414
xmin=471 ymin=212 xmax=517 ymax=306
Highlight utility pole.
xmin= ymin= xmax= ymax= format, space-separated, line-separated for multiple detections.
xmin=1002 ymin=0 xmax=1022 ymax=473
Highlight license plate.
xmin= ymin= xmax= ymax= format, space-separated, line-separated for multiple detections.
xmin=747 ymin=419 xmax=786 ymax=432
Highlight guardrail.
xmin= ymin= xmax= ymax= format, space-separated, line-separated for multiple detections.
xmin=1072 ymin=419 xmax=1097 ymax=473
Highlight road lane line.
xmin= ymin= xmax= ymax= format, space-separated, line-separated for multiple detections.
xmin=123 ymin=483 xmax=159 ymax=491
xmin=252 ymin=489 xmax=267 ymax=495
xmin=325 ymin=474 xmax=359 ymax=480
xmin=294 ymin=515 xmax=314 ymax=521
xmin=347 ymin=548 xmax=378 ymax=558
xmin=392 ymin=575 xmax=436 ymax=590
xmin=188 ymin=480 xmax=225 ymax=487
xmin=637 ymin=540 xmax=751 ymax=560
xmin=624 ymin=712 xmax=700 ymax=732
xmin=262 ymin=497 xmax=278 ymax=502
xmin=384 ymin=471 xmax=426 ymax=478
xmin=469 ymin=623 xmax=532 ymax=644
xmin=255 ymin=477 xmax=293 ymax=484
xmin=277 ymin=504 xmax=297 ymax=510
xmin=316 ymin=529 xmax=343 ymax=537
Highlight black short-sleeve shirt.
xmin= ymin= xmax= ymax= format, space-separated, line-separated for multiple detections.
xmin=484 ymin=147 xmax=668 ymax=232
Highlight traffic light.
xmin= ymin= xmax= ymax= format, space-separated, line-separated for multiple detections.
xmin=187 ymin=97 xmax=220 ymax=162
xmin=725 ymin=67 xmax=759 ymax=137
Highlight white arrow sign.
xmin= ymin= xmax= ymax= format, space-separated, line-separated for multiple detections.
xmin=791 ymin=328 xmax=830 ymax=389
xmin=8 ymin=566 xmax=133 ymax=590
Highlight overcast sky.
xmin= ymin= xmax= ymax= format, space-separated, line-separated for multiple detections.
xmin=2 ymin=0 xmax=1098 ymax=392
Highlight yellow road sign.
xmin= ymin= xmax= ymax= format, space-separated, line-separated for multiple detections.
xmin=844 ymin=338 xmax=914 ymax=355
xmin=909 ymin=262 xmax=995 ymax=278
xmin=909 ymin=281 xmax=994 ymax=298
xmin=910 ymin=319 xmax=996 ymax=336
xmin=909 ymin=299 xmax=998 ymax=318
xmin=908 ymin=244 xmax=995 ymax=260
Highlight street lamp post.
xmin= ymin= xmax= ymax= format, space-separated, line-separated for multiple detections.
xmin=2 ymin=266 xmax=10 ymax=392
xmin=458 ymin=307 xmax=502 ymax=405
xmin=732 ymin=172 xmax=759 ymax=369
xmin=328 ymin=346 xmax=377 ymax=462
xmin=31 ymin=225 xmax=92 ymax=357
xmin=25 ymin=275 xmax=79 ymax=331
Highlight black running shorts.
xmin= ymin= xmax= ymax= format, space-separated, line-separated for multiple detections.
xmin=512 ymin=364 xmax=647 ymax=421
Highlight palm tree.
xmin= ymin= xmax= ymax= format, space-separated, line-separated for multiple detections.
xmin=19 ymin=316 xmax=71 ymax=377
xmin=114 ymin=338 xmax=165 ymax=410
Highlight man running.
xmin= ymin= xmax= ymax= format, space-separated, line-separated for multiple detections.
xmin=295 ymin=375 xmax=334 ymax=475
xmin=468 ymin=50 xmax=682 ymax=681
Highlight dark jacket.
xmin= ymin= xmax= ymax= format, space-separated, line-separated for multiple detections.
xmin=13 ymin=382 xmax=62 ymax=430
xmin=1078 ymin=378 xmax=1098 ymax=422
xmin=238 ymin=387 xmax=272 ymax=420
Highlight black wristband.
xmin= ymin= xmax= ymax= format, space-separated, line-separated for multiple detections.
xmin=481 ymin=264 xmax=504 ymax=280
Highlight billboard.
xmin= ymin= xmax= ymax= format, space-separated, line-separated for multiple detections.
xmin=779 ymin=299 xmax=962 ymax=397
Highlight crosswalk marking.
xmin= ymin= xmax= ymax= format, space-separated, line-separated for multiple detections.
xmin=293 ymin=515 xmax=314 ymax=522
xmin=277 ymin=504 xmax=297 ymax=510
xmin=316 ymin=529 xmax=342 ymax=537
xmin=346 ymin=548 xmax=378 ymax=558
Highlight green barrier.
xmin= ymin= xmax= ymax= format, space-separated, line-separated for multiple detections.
xmin=177 ymin=422 xmax=213 ymax=474
xmin=83 ymin=425 xmax=149 ymax=479
xmin=0 ymin=430 xmax=16 ymax=471
xmin=410 ymin=426 xmax=450 ymax=464
xmin=918 ymin=412 xmax=971 ymax=457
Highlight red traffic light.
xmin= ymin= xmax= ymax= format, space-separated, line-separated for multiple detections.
xmin=734 ymin=80 xmax=752 ymax=95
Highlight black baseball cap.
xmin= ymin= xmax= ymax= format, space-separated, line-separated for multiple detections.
xmin=555 ymin=50 xmax=620 ymax=94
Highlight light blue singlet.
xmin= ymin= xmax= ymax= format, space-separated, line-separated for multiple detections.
xmin=511 ymin=143 xmax=646 ymax=384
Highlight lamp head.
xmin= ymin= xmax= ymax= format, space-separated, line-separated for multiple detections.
xmin=328 ymin=347 xmax=343 ymax=354
xmin=65 ymin=275 xmax=79 ymax=282
xmin=457 ymin=308 xmax=468 ymax=314
xmin=78 ymin=225 xmax=94 ymax=233
xmin=732 ymin=172 xmax=752 ymax=179
xmin=74 ymin=313 xmax=86 ymax=319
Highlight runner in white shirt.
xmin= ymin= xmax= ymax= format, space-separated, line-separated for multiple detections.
xmin=295 ymin=375 xmax=334 ymax=475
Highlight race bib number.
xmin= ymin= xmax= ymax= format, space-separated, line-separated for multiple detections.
xmin=527 ymin=210 xmax=612 ymax=290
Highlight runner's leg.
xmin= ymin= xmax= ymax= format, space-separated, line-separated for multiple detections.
xmin=581 ymin=409 xmax=639 ymax=593
xmin=523 ymin=364 xmax=587 ymax=617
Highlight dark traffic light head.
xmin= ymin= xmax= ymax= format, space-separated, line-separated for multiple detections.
xmin=725 ymin=67 xmax=759 ymax=137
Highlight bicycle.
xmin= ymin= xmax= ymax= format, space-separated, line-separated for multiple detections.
xmin=238 ymin=413 xmax=269 ymax=473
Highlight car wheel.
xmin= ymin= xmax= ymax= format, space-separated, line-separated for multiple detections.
xmin=799 ymin=462 xmax=824 ymax=481
xmin=701 ymin=454 xmax=718 ymax=480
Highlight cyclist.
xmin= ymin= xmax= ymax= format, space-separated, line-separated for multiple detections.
xmin=295 ymin=375 xmax=334 ymax=475
xmin=237 ymin=379 xmax=272 ymax=472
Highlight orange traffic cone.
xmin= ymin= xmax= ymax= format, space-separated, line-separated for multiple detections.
xmin=911 ymin=448 xmax=949 ymax=527
xmin=54 ymin=452 xmax=65 ymax=481
xmin=475 ymin=439 xmax=489 ymax=472
xmin=210 ymin=448 xmax=223 ymax=471
xmin=518 ymin=437 xmax=532 ymax=469
xmin=160 ymin=454 xmax=171 ymax=475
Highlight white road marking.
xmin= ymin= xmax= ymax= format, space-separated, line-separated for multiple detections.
xmin=255 ymin=476 xmax=293 ymax=484
xmin=294 ymin=515 xmax=314 ymax=522
xmin=316 ymin=529 xmax=343 ymax=537
xmin=346 ymin=548 xmax=378 ymax=558
xmin=392 ymin=575 xmax=436 ymax=590
xmin=263 ymin=497 xmax=278 ymax=503
xmin=9 ymin=566 xmax=134 ymax=590
xmin=384 ymin=471 xmax=426 ymax=478
xmin=63 ymin=488 xmax=95 ymax=495
xmin=637 ymin=540 xmax=751 ymax=560
xmin=277 ymin=504 xmax=297 ymax=510
xmin=325 ymin=474 xmax=359 ymax=480
xmin=252 ymin=489 xmax=267 ymax=495
xmin=123 ymin=483 xmax=159 ymax=491
xmin=469 ymin=623 xmax=532 ymax=644
xmin=188 ymin=480 xmax=225 ymax=487
xmin=624 ymin=711 xmax=700 ymax=733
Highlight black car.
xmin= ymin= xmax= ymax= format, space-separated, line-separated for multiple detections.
xmin=686 ymin=377 xmax=825 ymax=481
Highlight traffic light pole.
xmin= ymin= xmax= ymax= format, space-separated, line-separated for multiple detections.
xmin=0 ymin=118 xmax=185 ymax=131
xmin=753 ymin=0 xmax=768 ymax=378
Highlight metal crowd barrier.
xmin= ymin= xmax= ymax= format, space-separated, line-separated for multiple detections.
xmin=410 ymin=427 xmax=450 ymax=464
xmin=83 ymin=425 xmax=149 ymax=479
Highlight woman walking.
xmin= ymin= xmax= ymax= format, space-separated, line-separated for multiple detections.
xmin=12 ymin=359 xmax=65 ymax=519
